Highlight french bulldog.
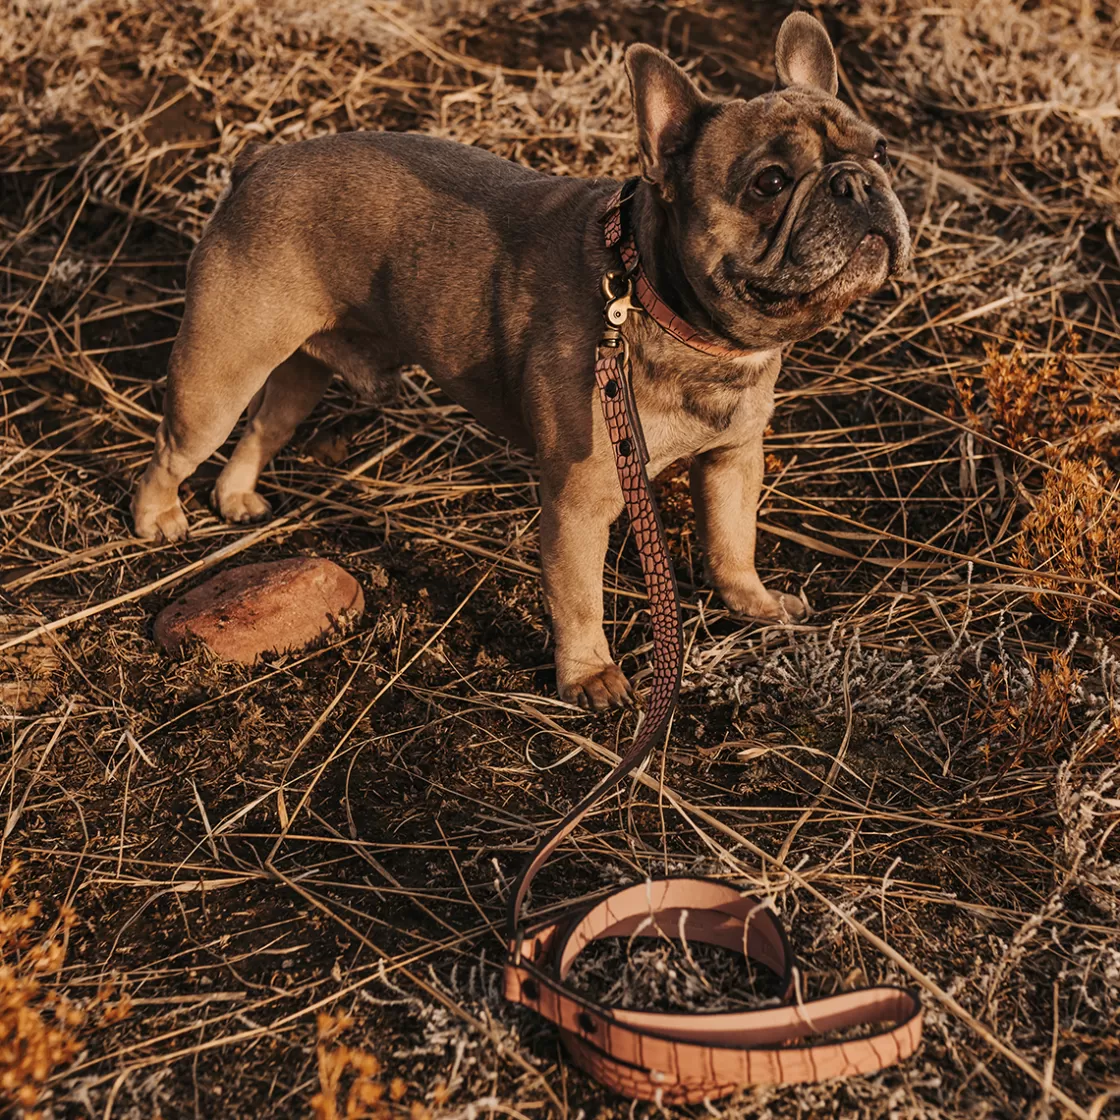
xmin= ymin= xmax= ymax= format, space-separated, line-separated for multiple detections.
xmin=132 ymin=13 xmax=910 ymax=710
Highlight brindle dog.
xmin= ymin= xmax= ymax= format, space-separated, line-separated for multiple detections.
xmin=132 ymin=14 xmax=910 ymax=710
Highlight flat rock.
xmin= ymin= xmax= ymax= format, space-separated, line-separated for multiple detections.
xmin=155 ymin=558 xmax=364 ymax=665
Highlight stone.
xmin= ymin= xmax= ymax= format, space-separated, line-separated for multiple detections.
xmin=155 ymin=558 xmax=364 ymax=665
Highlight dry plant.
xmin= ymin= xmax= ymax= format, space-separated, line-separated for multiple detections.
xmin=950 ymin=339 xmax=1120 ymax=620
xmin=1014 ymin=456 xmax=1120 ymax=622
xmin=0 ymin=618 xmax=61 ymax=712
xmin=0 ymin=862 xmax=129 ymax=1118
xmin=312 ymin=1011 xmax=438 ymax=1120
xmin=1 ymin=0 xmax=1118 ymax=1117
xmin=963 ymin=650 xmax=1119 ymax=770
xmin=952 ymin=340 xmax=1120 ymax=458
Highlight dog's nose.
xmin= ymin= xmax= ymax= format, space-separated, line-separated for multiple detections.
xmin=829 ymin=167 xmax=873 ymax=201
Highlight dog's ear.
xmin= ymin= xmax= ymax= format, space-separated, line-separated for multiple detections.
xmin=775 ymin=13 xmax=838 ymax=97
xmin=625 ymin=44 xmax=714 ymax=202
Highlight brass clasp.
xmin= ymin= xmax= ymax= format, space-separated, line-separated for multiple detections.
xmin=601 ymin=270 xmax=638 ymax=327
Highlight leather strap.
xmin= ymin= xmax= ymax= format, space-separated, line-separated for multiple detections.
xmin=502 ymin=182 xmax=922 ymax=1103
xmin=602 ymin=178 xmax=756 ymax=360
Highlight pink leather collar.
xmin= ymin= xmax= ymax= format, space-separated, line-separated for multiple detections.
xmin=603 ymin=178 xmax=757 ymax=359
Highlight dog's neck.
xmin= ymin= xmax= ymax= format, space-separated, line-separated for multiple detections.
xmin=616 ymin=182 xmax=780 ymax=438
xmin=629 ymin=181 xmax=753 ymax=354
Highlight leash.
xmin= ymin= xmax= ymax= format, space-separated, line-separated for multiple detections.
xmin=502 ymin=179 xmax=922 ymax=1104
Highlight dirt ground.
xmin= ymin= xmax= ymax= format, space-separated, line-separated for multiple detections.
xmin=1 ymin=1 xmax=1119 ymax=1117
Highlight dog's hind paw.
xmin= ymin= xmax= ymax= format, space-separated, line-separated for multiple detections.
xmin=215 ymin=489 xmax=272 ymax=525
xmin=559 ymin=663 xmax=634 ymax=712
xmin=134 ymin=501 xmax=190 ymax=544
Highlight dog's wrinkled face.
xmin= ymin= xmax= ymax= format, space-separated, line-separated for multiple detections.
xmin=627 ymin=14 xmax=911 ymax=348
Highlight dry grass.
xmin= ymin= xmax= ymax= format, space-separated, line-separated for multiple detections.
xmin=1 ymin=0 xmax=1118 ymax=1118
xmin=0 ymin=862 xmax=130 ymax=1117
xmin=312 ymin=1011 xmax=435 ymax=1120
xmin=951 ymin=338 xmax=1120 ymax=620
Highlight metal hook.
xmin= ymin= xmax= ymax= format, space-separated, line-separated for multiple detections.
xmin=601 ymin=272 xmax=638 ymax=326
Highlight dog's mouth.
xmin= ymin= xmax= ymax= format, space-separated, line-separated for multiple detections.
xmin=725 ymin=232 xmax=895 ymax=318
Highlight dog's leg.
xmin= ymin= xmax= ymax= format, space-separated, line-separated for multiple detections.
xmin=132 ymin=261 xmax=323 ymax=542
xmin=540 ymin=463 xmax=631 ymax=710
xmin=690 ymin=438 xmax=807 ymax=621
xmin=132 ymin=355 xmax=272 ymax=543
xmin=213 ymin=352 xmax=333 ymax=524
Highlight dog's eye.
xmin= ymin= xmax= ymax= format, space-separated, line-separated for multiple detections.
xmin=872 ymin=139 xmax=889 ymax=165
xmin=753 ymin=167 xmax=788 ymax=197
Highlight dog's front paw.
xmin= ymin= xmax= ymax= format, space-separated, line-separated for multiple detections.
xmin=558 ymin=662 xmax=634 ymax=712
xmin=215 ymin=489 xmax=272 ymax=524
xmin=133 ymin=500 xmax=189 ymax=544
xmin=722 ymin=584 xmax=808 ymax=623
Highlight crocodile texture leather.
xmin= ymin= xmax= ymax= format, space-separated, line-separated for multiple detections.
xmin=502 ymin=181 xmax=923 ymax=1103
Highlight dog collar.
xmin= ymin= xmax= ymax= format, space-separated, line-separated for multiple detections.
xmin=602 ymin=177 xmax=757 ymax=360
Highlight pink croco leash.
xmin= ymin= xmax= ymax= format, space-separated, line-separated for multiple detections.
xmin=502 ymin=180 xmax=922 ymax=1103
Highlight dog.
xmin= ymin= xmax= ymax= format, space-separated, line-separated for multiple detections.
xmin=132 ymin=13 xmax=910 ymax=711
